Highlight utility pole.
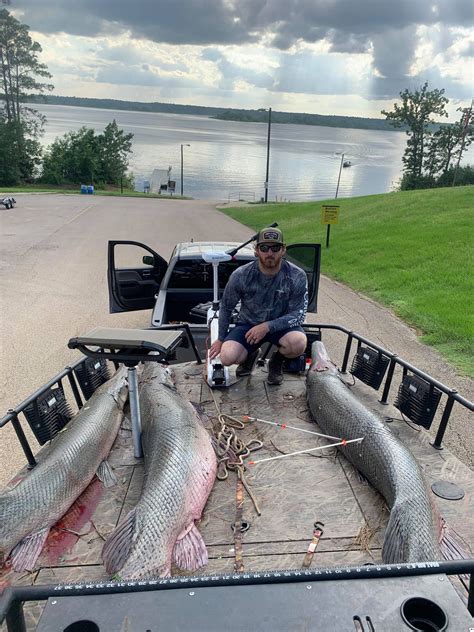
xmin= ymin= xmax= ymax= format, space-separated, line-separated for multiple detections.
xmin=180 ymin=143 xmax=190 ymax=196
xmin=335 ymin=153 xmax=344 ymax=198
xmin=452 ymin=98 xmax=473 ymax=187
xmin=264 ymin=107 xmax=272 ymax=202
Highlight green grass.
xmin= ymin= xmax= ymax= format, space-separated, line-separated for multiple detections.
xmin=222 ymin=186 xmax=474 ymax=375
xmin=0 ymin=184 xmax=190 ymax=199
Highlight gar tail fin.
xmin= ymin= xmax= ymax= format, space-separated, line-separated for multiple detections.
xmin=96 ymin=460 xmax=117 ymax=487
xmin=383 ymin=500 xmax=442 ymax=564
xmin=102 ymin=508 xmax=137 ymax=574
xmin=10 ymin=527 xmax=50 ymax=572
xmin=382 ymin=502 xmax=406 ymax=563
xmin=172 ymin=523 xmax=208 ymax=571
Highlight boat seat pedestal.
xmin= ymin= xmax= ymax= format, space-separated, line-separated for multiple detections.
xmin=68 ymin=327 xmax=184 ymax=458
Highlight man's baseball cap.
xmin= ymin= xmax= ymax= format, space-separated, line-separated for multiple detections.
xmin=256 ymin=227 xmax=284 ymax=245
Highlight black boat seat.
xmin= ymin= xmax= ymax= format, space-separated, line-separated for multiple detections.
xmin=68 ymin=327 xmax=183 ymax=366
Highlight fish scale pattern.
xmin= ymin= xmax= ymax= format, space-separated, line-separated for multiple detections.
xmin=307 ymin=357 xmax=440 ymax=563
xmin=0 ymin=369 xmax=127 ymax=562
xmin=107 ymin=364 xmax=217 ymax=579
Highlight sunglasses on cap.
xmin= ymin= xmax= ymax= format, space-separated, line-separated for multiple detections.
xmin=258 ymin=244 xmax=283 ymax=253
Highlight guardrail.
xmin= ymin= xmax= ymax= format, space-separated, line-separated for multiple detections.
xmin=227 ymin=191 xmax=256 ymax=202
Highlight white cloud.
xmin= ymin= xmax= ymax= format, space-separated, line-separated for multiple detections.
xmin=13 ymin=1 xmax=473 ymax=118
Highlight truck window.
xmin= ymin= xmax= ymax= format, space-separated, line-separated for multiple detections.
xmin=167 ymin=259 xmax=252 ymax=289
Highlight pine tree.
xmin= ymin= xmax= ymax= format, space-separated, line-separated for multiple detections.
xmin=0 ymin=8 xmax=53 ymax=184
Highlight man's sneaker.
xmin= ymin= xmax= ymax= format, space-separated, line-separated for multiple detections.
xmin=267 ymin=351 xmax=285 ymax=385
xmin=236 ymin=349 xmax=260 ymax=377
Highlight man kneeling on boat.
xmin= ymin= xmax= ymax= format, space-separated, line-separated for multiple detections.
xmin=209 ymin=228 xmax=308 ymax=385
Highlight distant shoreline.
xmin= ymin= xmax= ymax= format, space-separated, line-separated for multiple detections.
xmin=28 ymin=95 xmax=402 ymax=133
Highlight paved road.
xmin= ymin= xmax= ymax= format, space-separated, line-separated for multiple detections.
xmin=0 ymin=194 xmax=472 ymax=487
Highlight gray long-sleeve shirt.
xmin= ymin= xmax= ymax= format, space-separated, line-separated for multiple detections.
xmin=218 ymin=259 xmax=308 ymax=341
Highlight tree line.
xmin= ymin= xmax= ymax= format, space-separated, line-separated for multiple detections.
xmin=31 ymin=95 xmax=403 ymax=132
xmin=0 ymin=9 xmax=133 ymax=188
xmin=214 ymin=109 xmax=401 ymax=132
xmin=29 ymin=94 xmax=226 ymax=117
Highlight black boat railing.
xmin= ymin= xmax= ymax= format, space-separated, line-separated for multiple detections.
xmin=1 ymin=559 xmax=473 ymax=632
xmin=1 ymin=323 xmax=472 ymax=471
xmin=0 ymin=356 xmax=95 ymax=469
xmin=304 ymin=323 xmax=473 ymax=449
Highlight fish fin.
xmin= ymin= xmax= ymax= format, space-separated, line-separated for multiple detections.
xmin=189 ymin=401 xmax=212 ymax=427
xmin=356 ymin=470 xmax=369 ymax=486
xmin=10 ymin=527 xmax=50 ymax=572
xmin=382 ymin=503 xmax=406 ymax=563
xmin=310 ymin=341 xmax=337 ymax=372
xmin=172 ymin=523 xmax=208 ymax=571
xmin=96 ymin=460 xmax=117 ymax=488
xmin=102 ymin=508 xmax=137 ymax=574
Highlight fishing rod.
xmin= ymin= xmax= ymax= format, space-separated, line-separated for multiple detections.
xmin=226 ymin=222 xmax=279 ymax=257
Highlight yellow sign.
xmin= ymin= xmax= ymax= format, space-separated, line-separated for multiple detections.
xmin=321 ymin=205 xmax=340 ymax=224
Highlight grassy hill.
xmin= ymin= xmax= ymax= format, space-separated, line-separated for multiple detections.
xmin=221 ymin=186 xmax=474 ymax=375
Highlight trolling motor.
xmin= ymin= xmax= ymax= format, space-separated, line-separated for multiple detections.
xmin=204 ymin=222 xmax=278 ymax=388
xmin=203 ymin=251 xmax=232 ymax=387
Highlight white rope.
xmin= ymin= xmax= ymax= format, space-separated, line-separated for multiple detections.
xmin=243 ymin=415 xmax=342 ymax=442
xmin=248 ymin=437 xmax=364 ymax=466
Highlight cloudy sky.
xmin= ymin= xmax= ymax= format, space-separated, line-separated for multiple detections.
xmin=11 ymin=0 xmax=474 ymax=119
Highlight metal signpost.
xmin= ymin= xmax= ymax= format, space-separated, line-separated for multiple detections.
xmin=321 ymin=205 xmax=340 ymax=248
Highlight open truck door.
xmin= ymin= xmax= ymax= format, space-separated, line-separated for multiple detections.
xmin=107 ymin=240 xmax=168 ymax=313
xmin=285 ymin=243 xmax=321 ymax=312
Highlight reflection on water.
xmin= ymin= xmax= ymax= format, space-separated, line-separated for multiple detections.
xmin=37 ymin=103 xmax=410 ymax=201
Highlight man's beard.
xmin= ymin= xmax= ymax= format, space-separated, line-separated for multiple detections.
xmin=259 ymin=254 xmax=280 ymax=271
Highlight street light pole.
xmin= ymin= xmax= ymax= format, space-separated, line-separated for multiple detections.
xmin=264 ymin=107 xmax=272 ymax=202
xmin=180 ymin=143 xmax=190 ymax=196
xmin=335 ymin=153 xmax=344 ymax=199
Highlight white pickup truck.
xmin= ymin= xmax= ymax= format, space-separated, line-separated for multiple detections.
xmin=107 ymin=238 xmax=322 ymax=359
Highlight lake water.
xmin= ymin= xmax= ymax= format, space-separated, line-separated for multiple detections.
xmin=36 ymin=103 xmax=410 ymax=201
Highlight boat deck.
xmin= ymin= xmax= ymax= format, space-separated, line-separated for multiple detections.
xmin=1 ymin=360 xmax=473 ymax=629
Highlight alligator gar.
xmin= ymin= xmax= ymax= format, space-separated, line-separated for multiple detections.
xmin=0 ymin=368 xmax=128 ymax=571
xmin=306 ymin=341 xmax=440 ymax=563
xmin=102 ymin=364 xmax=217 ymax=579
